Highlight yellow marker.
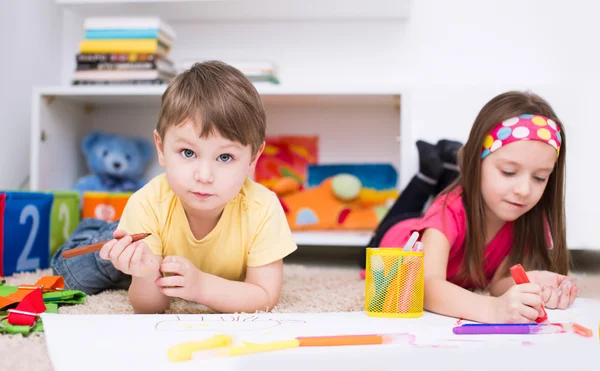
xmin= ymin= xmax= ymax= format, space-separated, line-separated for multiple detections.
xmin=221 ymin=339 xmax=300 ymax=357
xmin=168 ymin=334 xmax=233 ymax=362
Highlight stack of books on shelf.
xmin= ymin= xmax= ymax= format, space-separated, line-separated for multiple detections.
xmin=179 ymin=59 xmax=280 ymax=85
xmin=72 ymin=17 xmax=177 ymax=86
xmin=235 ymin=61 xmax=280 ymax=84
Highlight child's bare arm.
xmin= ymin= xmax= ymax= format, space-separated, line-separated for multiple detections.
xmin=200 ymin=259 xmax=283 ymax=313
xmin=156 ymin=257 xmax=283 ymax=313
xmin=424 ymin=228 xmax=543 ymax=323
xmin=129 ymin=275 xmax=170 ymax=314
xmin=488 ymin=256 xmax=514 ymax=297
xmin=423 ymin=228 xmax=497 ymax=323
xmin=99 ymin=231 xmax=169 ymax=314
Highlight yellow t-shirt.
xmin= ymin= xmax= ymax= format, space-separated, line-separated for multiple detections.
xmin=117 ymin=173 xmax=298 ymax=281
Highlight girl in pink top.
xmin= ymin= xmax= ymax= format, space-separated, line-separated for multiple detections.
xmin=366 ymin=91 xmax=577 ymax=323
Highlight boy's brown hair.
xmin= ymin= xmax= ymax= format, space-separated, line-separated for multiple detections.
xmin=156 ymin=60 xmax=266 ymax=156
xmin=443 ymin=91 xmax=569 ymax=288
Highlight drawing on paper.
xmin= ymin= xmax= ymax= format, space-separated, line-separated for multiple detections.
xmin=151 ymin=314 xmax=548 ymax=348
xmin=155 ymin=314 xmax=307 ymax=332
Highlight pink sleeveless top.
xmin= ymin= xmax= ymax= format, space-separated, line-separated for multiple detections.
xmin=380 ymin=186 xmax=514 ymax=289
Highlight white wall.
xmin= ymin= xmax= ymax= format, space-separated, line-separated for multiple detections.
xmin=0 ymin=0 xmax=63 ymax=189
xmin=396 ymin=0 xmax=600 ymax=248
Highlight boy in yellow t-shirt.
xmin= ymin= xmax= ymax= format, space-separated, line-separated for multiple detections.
xmin=52 ymin=61 xmax=297 ymax=314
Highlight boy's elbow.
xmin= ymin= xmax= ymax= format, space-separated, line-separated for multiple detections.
xmin=266 ymin=297 xmax=279 ymax=312
xmin=128 ymin=290 xmax=169 ymax=314
xmin=130 ymin=299 xmax=169 ymax=314
xmin=133 ymin=306 xmax=168 ymax=314
xmin=262 ymin=286 xmax=281 ymax=312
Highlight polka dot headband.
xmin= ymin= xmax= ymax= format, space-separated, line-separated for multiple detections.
xmin=481 ymin=114 xmax=562 ymax=159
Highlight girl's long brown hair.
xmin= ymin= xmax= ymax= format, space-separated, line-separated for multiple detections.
xmin=443 ymin=91 xmax=569 ymax=288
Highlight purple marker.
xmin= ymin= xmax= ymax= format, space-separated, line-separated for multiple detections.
xmin=453 ymin=324 xmax=562 ymax=335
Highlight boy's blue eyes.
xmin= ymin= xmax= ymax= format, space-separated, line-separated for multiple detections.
xmin=179 ymin=149 xmax=233 ymax=162
xmin=218 ymin=154 xmax=232 ymax=162
xmin=181 ymin=149 xmax=195 ymax=158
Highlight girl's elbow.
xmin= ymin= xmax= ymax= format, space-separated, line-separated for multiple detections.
xmin=424 ymin=274 xmax=445 ymax=287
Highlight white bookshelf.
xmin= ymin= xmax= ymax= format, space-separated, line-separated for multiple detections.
xmin=291 ymin=231 xmax=372 ymax=246
xmin=30 ymin=85 xmax=406 ymax=247
xmin=35 ymin=0 xmax=411 ymax=247
xmin=34 ymin=85 xmax=403 ymax=106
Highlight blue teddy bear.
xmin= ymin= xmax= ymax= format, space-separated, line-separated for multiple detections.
xmin=73 ymin=131 xmax=153 ymax=193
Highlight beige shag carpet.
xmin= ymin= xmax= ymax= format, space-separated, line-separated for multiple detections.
xmin=1 ymin=250 xmax=600 ymax=371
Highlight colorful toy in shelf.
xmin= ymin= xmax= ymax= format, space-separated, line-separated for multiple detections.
xmin=73 ymin=130 xmax=153 ymax=193
xmin=48 ymin=191 xmax=80 ymax=258
xmin=0 ymin=191 xmax=53 ymax=277
xmin=255 ymin=135 xmax=318 ymax=190
xmin=279 ymin=164 xmax=398 ymax=230
xmin=82 ymin=191 xmax=131 ymax=222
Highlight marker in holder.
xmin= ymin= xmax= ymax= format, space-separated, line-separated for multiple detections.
xmin=364 ymin=247 xmax=424 ymax=318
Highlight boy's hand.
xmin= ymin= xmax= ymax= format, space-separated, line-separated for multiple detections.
xmin=99 ymin=230 xmax=162 ymax=278
xmin=156 ymin=255 xmax=205 ymax=302
xmin=529 ymin=270 xmax=578 ymax=309
xmin=490 ymin=283 xmax=545 ymax=323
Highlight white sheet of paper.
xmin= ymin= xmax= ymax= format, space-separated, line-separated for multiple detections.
xmin=41 ymin=298 xmax=600 ymax=371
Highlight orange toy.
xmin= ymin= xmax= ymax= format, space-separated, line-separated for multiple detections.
xmin=82 ymin=191 xmax=131 ymax=222
xmin=272 ymin=177 xmax=301 ymax=197
xmin=280 ymin=177 xmax=395 ymax=230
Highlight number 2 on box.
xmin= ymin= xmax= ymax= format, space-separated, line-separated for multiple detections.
xmin=16 ymin=204 xmax=40 ymax=272
xmin=58 ymin=202 xmax=70 ymax=240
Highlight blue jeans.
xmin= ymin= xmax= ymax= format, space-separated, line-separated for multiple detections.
xmin=51 ymin=218 xmax=131 ymax=295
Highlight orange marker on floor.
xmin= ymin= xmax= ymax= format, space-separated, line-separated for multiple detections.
xmin=571 ymin=323 xmax=593 ymax=337
xmin=220 ymin=334 xmax=402 ymax=358
xmin=296 ymin=334 xmax=391 ymax=346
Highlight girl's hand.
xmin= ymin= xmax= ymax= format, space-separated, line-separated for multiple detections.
xmin=156 ymin=255 xmax=204 ymax=302
xmin=99 ymin=230 xmax=162 ymax=279
xmin=490 ymin=283 xmax=545 ymax=323
xmin=529 ymin=270 xmax=578 ymax=309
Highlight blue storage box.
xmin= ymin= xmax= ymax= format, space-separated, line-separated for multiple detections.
xmin=1 ymin=191 xmax=54 ymax=276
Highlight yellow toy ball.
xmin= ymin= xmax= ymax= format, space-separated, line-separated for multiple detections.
xmin=331 ymin=173 xmax=362 ymax=201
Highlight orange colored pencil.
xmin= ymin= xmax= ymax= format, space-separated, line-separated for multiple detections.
xmin=297 ymin=334 xmax=387 ymax=346
xmin=398 ymin=257 xmax=420 ymax=312
xmin=61 ymin=233 xmax=151 ymax=259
